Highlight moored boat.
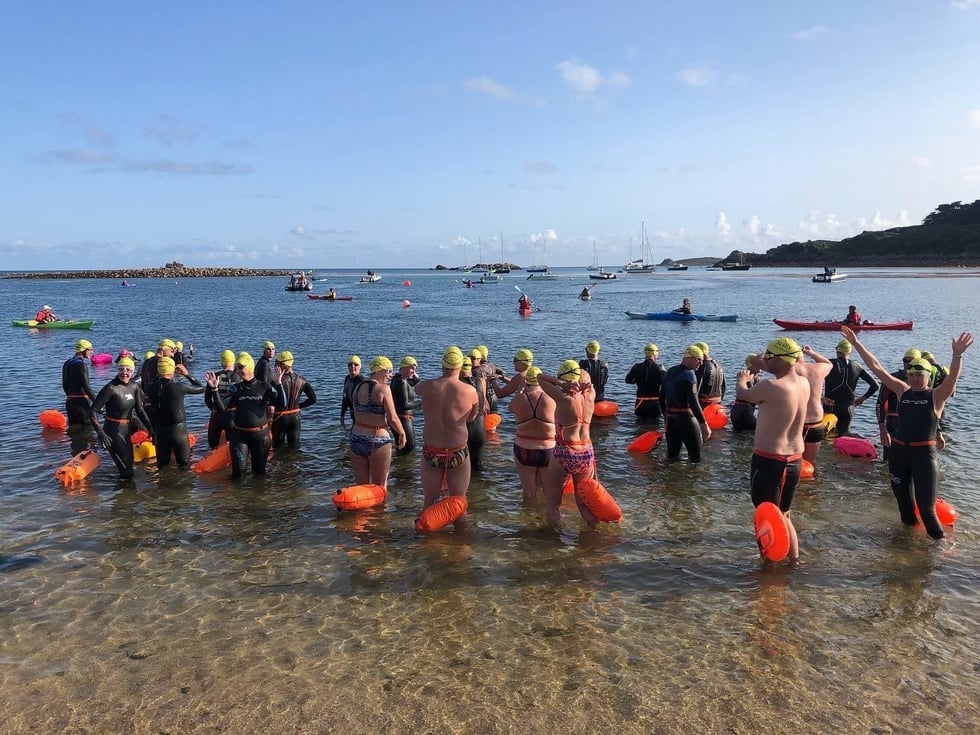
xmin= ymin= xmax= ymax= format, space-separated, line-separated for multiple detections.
xmin=359 ymin=271 xmax=382 ymax=283
xmin=812 ymin=268 xmax=847 ymax=283
xmin=284 ymin=272 xmax=312 ymax=291
xmin=13 ymin=319 xmax=95 ymax=329
xmin=666 ymin=263 xmax=689 ymax=271
xmin=773 ymin=318 xmax=913 ymax=331
xmin=589 ymin=267 xmax=616 ymax=280
xmin=625 ymin=312 xmax=738 ymax=322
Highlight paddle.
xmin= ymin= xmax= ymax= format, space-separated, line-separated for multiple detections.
xmin=514 ymin=284 xmax=539 ymax=312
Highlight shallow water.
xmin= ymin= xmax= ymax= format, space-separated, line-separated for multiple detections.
xmin=2 ymin=267 xmax=978 ymax=733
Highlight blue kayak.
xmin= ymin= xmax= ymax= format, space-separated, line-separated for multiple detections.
xmin=625 ymin=311 xmax=738 ymax=322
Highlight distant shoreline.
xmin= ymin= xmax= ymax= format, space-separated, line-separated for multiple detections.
xmin=2 ymin=266 xmax=295 ymax=280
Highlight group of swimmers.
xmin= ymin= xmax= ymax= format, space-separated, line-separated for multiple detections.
xmin=62 ymin=324 xmax=973 ymax=560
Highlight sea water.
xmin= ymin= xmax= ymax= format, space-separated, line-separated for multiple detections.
xmin=1 ymin=268 xmax=978 ymax=733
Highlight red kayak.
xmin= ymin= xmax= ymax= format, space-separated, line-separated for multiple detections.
xmin=308 ymin=294 xmax=353 ymax=301
xmin=773 ymin=319 xmax=913 ymax=331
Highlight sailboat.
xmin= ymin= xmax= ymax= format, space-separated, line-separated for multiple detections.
xmin=526 ymin=237 xmax=558 ymax=279
xmin=471 ymin=238 xmax=489 ymax=273
xmin=587 ymin=240 xmax=599 ymax=271
xmin=526 ymin=238 xmax=549 ymax=273
xmin=493 ymin=231 xmax=510 ymax=274
xmin=620 ymin=222 xmax=656 ymax=275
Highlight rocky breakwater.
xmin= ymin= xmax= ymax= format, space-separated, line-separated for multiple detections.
xmin=4 ymin=262 xmax=294 ymax=280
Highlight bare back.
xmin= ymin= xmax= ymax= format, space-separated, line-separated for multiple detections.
xmin=509 ymin=386 xmax=557 ymax=446
xmin=746 ymin=372 xmax=809 ymax=455
xmin=416 ymin=372 xmax=479 ymax=448
xmin=796 ymin=360 xmax=832 ymax=423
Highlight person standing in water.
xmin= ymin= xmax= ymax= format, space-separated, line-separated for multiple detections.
xmin=271 ymin=350 xmax=317 ymax=448
xmin=340 ymin=355 xmax=364 ymax=428
xmin=63 ymin=338 xmax=96 ymax=429
xmin=89 ymin=356 xmax=154 ymax=480
xmin=145 ymin=357 xmax=206 ymax=469
xmin=390 ymin=355 xmax=421 ymax=455
xmin=625 ymin=343 xmax=665 ymax=421
xmin=796 ymin=344 xmax=833 ymax=469
xmin=579 ymin=340 xmax=609 ymax=402
xmin=823 ymin=338 xmax=878 ymax=435
xmin=205 ymin=349 xmax=241 ymax=449
xmin=736 ymin=337 xmax=810 ymax=563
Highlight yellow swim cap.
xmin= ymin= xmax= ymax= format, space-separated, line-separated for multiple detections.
xmin=469 ymin=348 xmax=483 ymax=360
xmin=369 ymin=355 xmax=393 ymax=372
xmin=117 ymin=357 xmax=135 ymax=370
xmin=477 ymin=345 xmax=489 ymax=359
xmin=158 ymin=338 xmax=176 ymax=350
xmin=745 ymin=352 xmax=758 ymax=367
xmin=400 ymin=356 xmax=418 ymax=368
xmin=906 ymin=358 xmax=931 ymax=373
xmin=276 ymin=350 xmax=294 ymax=365
xmin=525 ymin=366 xmax=542 ymax=384
xmin=263 ymin=341 xmax=275 ymax=350
xmin=586 ymin=340 xmax=600 ymax=355
xmin=903 ymin=348 xmax=922 ymax=360
xmin=695 ymin=341 xmax=709 ymax=355
xmin=461 ymin=357 xmax=473 ymax=371
xmin=836 ymin=338 xmax=852 ymax=353
xmin=558 ymin=359 xmax=582 ymax=381
xmin=766 ymin=337 xmax=802 ymax=365
xmin=157 ymin=357 xmax=176 ymax=376
xmin=683 ymin=345 xmax=704 ymax=360
xmin=442 ymin=346 xmax=464 ymax=369
xmin=145 ymin=351 xmax=155 ymax=360
xmin=644 ymin=343 xmax=659 ymax=355
xmin=514 ymin=348 xmax=533 ymax=363
xmin=75 ymin=339 xmax=93 ymax=352
xmin=221 ymin=349 xmax=236 ymax=367
xmin=237 ymin=352 xmax=255 ymax=371
xmin=348 ymin=355 xmax=361 ymax=366
xmin=175 ymin=341 xmax=183 ymax=351
xmin=920 ymin=351 xmax=934 ymax=361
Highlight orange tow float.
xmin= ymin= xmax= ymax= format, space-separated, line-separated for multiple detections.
xmin=415 ymin=495 xmax=468 ymax=532
xmin=55 ymin=450 xmax=100 ymax=485
xmin=575 ymin=477 xmax=622 ymax=523
xmin=333 ymin=483 xmax=387 ymax=511
xmin=39 ymin=409 xmax=67 ymax=431
xmin=753 ymin=502 xmax=790 ymax=561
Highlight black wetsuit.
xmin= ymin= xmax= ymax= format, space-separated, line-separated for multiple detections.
xmin=477 ymin=361 xmax=503 ymax=414
xmin=273 ymin=371 xmax=317 ymax=448
xmin=89 ymin=377 xmax=153 ymax=479
xmin=213 ymin=377 xmax=277 ymax=478
xmin=731 ymin=398 xmax=758 ymax=432
xmin=205 ymin=368 xmax=241 ymax=448
xmin=824 ymin=357 xmax=878 ymax=434
xmin=890 ymin=389 xmax=943 ymax=539
xmin=390 ymin=372 xmax=420 ymax=455
xmin=146 ymin=375 xmax=206 ymax=468
xmin=255 ymin=355 xmax=272 ymax=384
xmin=579 ymin=357 xmax=609 ymax=401
xmin=875 ymin=368 xmax=907 ymax=460
xmin=62 ymin=355 xmax=96 ymax=426
xmin=624 ymin=358 xmax=665 ymax=420
xmin=341 ymin=373 xmax=365 ymax=425
xmin=139 ymin=354 xmax=161 ymax=424
xmin=661 ymin=364 xmax=708 ymax=461
xmin=696 ymin=358 xmax=726 ymax=407
xmin=461 ymin=375 xmax=486 ymax=472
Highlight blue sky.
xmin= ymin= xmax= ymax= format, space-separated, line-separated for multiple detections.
xmin=2 ymin=1 xmax=979 ymax=270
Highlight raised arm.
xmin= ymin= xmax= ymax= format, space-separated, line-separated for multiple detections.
xmin=840 ymin=326 xmax=907 ymax=396
xmin=933 ymin=331 xmax=974 ymax=411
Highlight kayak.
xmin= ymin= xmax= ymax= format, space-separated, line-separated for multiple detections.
xmin=519 ymin=306 xmax=533 ymax=316
xmin=13 ymin=319 xmax=95 ymax=329
xmin=773 ymin=319 xmax=913 ymax=331
xmin=625 ymin=312 xmax=738 ymax=322
xmin=308 ymin=294 xmax=353 ymax=301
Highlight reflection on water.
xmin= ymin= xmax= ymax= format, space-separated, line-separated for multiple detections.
xmin=1 ymin=271 xmax=978 ymax=732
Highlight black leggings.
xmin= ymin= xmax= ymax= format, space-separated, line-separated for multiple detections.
xmin=272 ymin=413 xmax=302 ymax=448
xmin=889 ymin=445 xmax=942 ymax=539
xmin=231 ymin=428 xmax=272 ymax=478
xmin=104 ymin=423 xmax=135 ymax=479
xmin=396 ymin=417 xmax=416 ymax=456
xmin=466 ymin=417 xmax=486 ymax=472
xmin=207 ymin=410 xmax=235 ymax=449
xmin=833 ymin=403 xmax=855 ymax=434
xmin=155 ymin=422 xmax=191 ymax=468
xmin=666 ymin=413 xmax=703 ymax=461
xmin=730 ymin=403 xmax=757 ymax=432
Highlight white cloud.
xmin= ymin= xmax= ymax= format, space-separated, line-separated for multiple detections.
xmin=910 ymin=155 xmax=933 ymax=168
xmin=677 ymin=65 xmax=718 ymax=88
xmin=556 ymin=59 xmax=631 ymax=95
xmin=968 ymin=109 xmax=980 ymax=126
xmin=530 ymin=229 xmax=558 ymax=243
xmin=714 ymin=211 xmax=732 ymax=240
xmin=289 ymin=225 xmax=307 ymax=236
xmin=952 ymin=1 xmax=980 ymax=10
xmin=463 ymin=76 xmax=515 ymax=100
xmin=789 ymin=25 xmax=829 ymax=41
xmin=744 ymin=215 xmax=762 ymax=236
xmin=453 ymin=235 xmax=470 ymax=246
xmin=963 ymin=164 xmax=980 ymax=181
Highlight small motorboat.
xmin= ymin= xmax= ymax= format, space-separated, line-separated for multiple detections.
xmin=284 ymin=272 xmax=312 ymax=291
xmin=359 ymin=271 xmax=382 ymax=284
xmin=589 ymin=268 xmax=617 ymax=280
xmin=812 ymin=268 xmax=847 ymax=283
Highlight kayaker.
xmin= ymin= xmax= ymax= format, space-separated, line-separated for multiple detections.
xmin=518 ymin=293 xmax=532 ymax=311
xmin=672 ymin=298 xmax=693 ymax=315
xmin=579 ymin=286 xmax=591 ymax=299
xmin=842 ymin=325 xmax=973 ymax=540
xmin=326 ymin=288 xmax=337 ymax=300
xmin=35 ymin=305 xmax=57 ymax=323
xmin=843 ymin=304 xmax=862 ymax=325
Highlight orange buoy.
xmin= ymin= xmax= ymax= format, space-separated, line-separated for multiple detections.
xmin=703 ymin=403 xmax=728 ymax=430
xmin=333 ymin=483 xmax=387 ymax=511
xmin=402 ymin=299 xmax=411 ymax=308
xmin=55 ymin=450 xmax=100 ymax=485
xmin=484 ymin=413 xmax=502 ymax=432
xmin=132 ymin=440 xmax=156 ymax=462
xmin=193 ymin=442 xmax=232 ymax=474
xmin=754 ymin=502 xmax=790 ymax=561
xmin=800 ymin=459 xmax=815 ymax=479
xmin=627 ymin=430 xmax=662 ymax=453
xmin=130 ymin=429 xmax=149 ymax=445
xmin=834 ymin=436 xmax=876 ymax=460
xmin=916 ymin=497 xmax=958 ymax=526
xmin=415 ymin=495 xmax=468 ymax=532
xmin=575 ymin=477 xmax=622 ymax=523
xmin=593 ymin=400 xmax=618 ymax=417
xmin=39 ymin=409 xmax=67 ymax=431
